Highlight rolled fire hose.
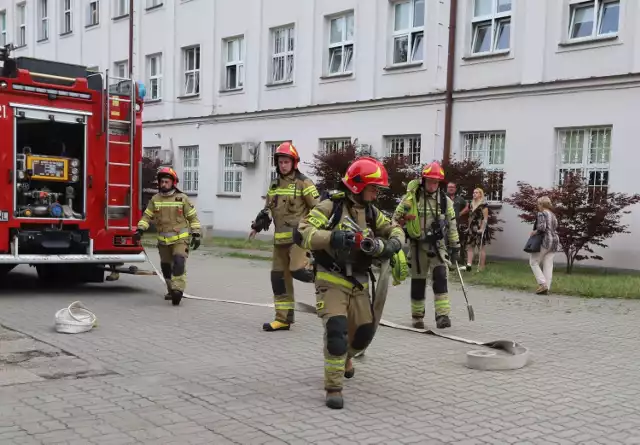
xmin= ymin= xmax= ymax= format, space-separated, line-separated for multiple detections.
xmin=144 ymin=251 xmax=529 ymax=371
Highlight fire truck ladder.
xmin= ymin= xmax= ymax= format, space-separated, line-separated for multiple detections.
xmin=105 ymin=70 xmax=136 ymax=231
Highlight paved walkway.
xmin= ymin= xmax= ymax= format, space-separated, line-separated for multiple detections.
xmin=1 ymin=249 xmax=640 ymax=444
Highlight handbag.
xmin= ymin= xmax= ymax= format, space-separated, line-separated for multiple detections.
xmin=523 ymin=219 xmax=543 ymax=253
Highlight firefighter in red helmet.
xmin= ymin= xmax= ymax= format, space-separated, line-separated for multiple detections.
xmin=135 ymin=167 xmax=201 ymax=306
xmin=249 ymin=142 xmax=319 ymax=332
xmin=297 ymin=156 xmax=405 ymax=409
xmin=393 ymin=161 xmax=460 ymax=329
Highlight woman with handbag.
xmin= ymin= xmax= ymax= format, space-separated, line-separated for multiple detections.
xmin=527 ymin=196 xmax=560 ymax=295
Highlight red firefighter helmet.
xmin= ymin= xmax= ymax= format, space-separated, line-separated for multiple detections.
xmin=342 ymin=157 xmax=389 ymax=194
xmin=422 ymin=161 xmax=445 ymax=181
xmin=157 ymin=167 xmax=179 ymax=184
xmin=274 ymin=142 xmax=300 ymax=170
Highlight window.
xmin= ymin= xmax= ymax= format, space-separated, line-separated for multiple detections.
xmin=61 ymin=0 xmax=72 ymax=34
xmin=266 ymin=141 xmax=290 ymax=183
xmin=181 ymin=146 xmax=199 ymax=193
xmin=321 ymin=138 xmax=351 ymax=154
xmin=16 ymin=3 xmax=26 ymax=47
xmin=471 ymin=0 xmax=511 ymax=54
xmin=87 ymin=0 xmax=99 ymax=26
xmin=114 ymin=0 xmax=129 ymax=17
xmin=38 ymin=0 xmax=49 ymax=41
xmin=114 ymin=60 xmax=128 ymax=78
xmin=391 ymin=0 xmax=424 ymax=64
xmin=147 ymin=0 xmax=162 ymax=8
xmin=328 ymin=12 xmax=354 ymax=75
xmin=144 ymin=147 xmax=160 ymax=159
xmin=183 ymin=46 xmax=200 ymax=96
xmin=146 ymin=54 xmax=162 ymax=100
xmin=0 ymin=10 xmax=6 ymax=46
xmin=270 ymin=25 xmax=294 ymax=84
xmin=568 ymin=0 xmax=619 ymax=40
xmin=462 ymin=132 xmax=506 ymax=202
xmin=556 ymin=127 xmax=611 ymax=201
xmin=221 ymin=145 xmax=243 ymax=194
xmin=386 ymin=135 xmax=422 ymax=166
xmin=224 ymin=36 xmax=244 ymax=90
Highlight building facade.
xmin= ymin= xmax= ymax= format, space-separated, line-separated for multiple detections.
xmin=0 ymin=0 xmax=638 ymax=269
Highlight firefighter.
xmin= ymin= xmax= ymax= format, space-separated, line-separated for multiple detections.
xmin=249 ymin=142 xmax=319 ymax=332
xmin=297 ymin=156 xmax=406 ymax=409
xmin=393 ymin=161 xmax=460 ymax=330
xmin=134 ymin=167 xmax=201 ymax=306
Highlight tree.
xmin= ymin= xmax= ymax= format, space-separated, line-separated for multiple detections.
xmin=504 ymin=174 xmax=640 ymax=273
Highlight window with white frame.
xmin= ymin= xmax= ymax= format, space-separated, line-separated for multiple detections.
xmin=16 ymin=3 xmax=26 ymax=47
xmin=321 ymin=138 xmax=351 ymax=154
xmin=114 ymin=60 xmax=127 ymax=78
xmin=462 ymin=131 xmax=506 ymax=201
xmin=114 ymin=0 xmax=129 ymax=17
xmin=328 ymin=12 xmax=354 ymax=75
xmin=61 ymin=0 xmax=72 ymax=34
xmin=391 ymin=0 xmax=424 ymax=64
xmin=270 ymin=25 xmax=294 ymax=84
xmin=266 ymin=141 xmax=290 ymax=183
xmin=183 ymin=46 xmax=200 ymax=96
xmin=87 ymin=0 xmax=99 ymax=26
xmin=146 ymin=54 xmax=162 ymax=100
xmin=180 ymin=146 xmax=199 ymax=193
xmin=0 ymin=11 xmax=6 ymax=46
xmin=221 ymin=145 xmax=243 ymax=194
xmin=386 ymin=135 xmax=422 ymax=166
xmin=144 ymin=146 xmax=161 ymax=160
xmin=224 ymin=36 xmax=244 ymax=90
xmin=471 ymin=0 xmax=511 ymax=54
xmin=147 ymin=0 xmax=162 ymax=8
xmin=556 ymin=127 xmax=611 ymax=201
xmin=38 ymin=0 xmax=49 ymax=41
xmin=568 ymin=0 xmax=619 ymax=41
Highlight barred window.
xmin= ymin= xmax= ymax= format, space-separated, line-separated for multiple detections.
xmin=321 ymin=138 xmax=351 ymax=154
xmin=385 ymin=135 xmax=421 ymax=166
xmin=462 ymin=131 xmax=506 ymax=202
xmin=221 ymin=145 xmax=242 ymax=194
xmin=180 ymin=146 xmax=199 ymax=193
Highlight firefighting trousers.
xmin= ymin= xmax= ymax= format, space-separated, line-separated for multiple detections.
xmin=158 ymin=241 xmax=189 ymax=293
xmin=409 ymin=242 xmax=450 ymax=318
xmin=271 ymin=243 xmax=313 ymax=324
xmin=315 ymin=273 xmax=374 ymax=392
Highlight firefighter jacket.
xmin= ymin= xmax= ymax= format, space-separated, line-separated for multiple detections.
xmin=393 ymin=179 xmax=460 ymax=252
xmin=137 ymin=191 xmax=201 ymax=245
xmin=298 ymin=196 xmax=405 ymax=288
xmin=265 ymin=171 xmax=319 ymax=246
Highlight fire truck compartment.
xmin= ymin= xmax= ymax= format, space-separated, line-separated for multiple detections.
xmin=14 ymin=112 xmax=86 ymax=220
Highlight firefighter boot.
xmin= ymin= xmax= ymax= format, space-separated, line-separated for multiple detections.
xmin=171 ymin=290 xmax=183 ymax=306
xmin=262 ymin=321 xmax=290 ymax=331
xmin=344 ymin=358 xmax=355 ymax=379
xmin=436 ymin=314 xmax=451 ymax=329
xmin=410 ymin=279 xmax=427 ymax=329
xmin=325 ymin=391 xmax=344 ymax=409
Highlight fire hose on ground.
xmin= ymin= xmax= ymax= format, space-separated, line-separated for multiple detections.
xmin=142 ymin=249 xmax=530 ymax=371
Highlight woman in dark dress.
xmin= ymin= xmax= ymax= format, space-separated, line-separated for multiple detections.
xmin=461 ymin=188 xmax=488 ymax=272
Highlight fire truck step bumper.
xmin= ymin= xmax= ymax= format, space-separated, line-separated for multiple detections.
xmin=0 ymin=252 xmax=147 ymax=265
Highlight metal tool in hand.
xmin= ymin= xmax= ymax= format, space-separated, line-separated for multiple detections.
xmin=454 ymin=260 xmax=475 ymax=321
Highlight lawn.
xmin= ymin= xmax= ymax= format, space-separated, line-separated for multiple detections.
xmin=453 ymin=260 xmax=640 ymax=299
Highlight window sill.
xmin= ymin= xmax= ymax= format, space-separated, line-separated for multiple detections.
xmin=183 ymin=191 xmax=198 ymax=197
xmin=145 ymin=4 xmax=163 ymax=12
xmin=216 ymin=193 xmax=242 ymax=199
xmin=59 ymin=31 xmax=73 ymax=38
xmin=112 ymin=14 xmax=130 ymax=22
xmin=557 ymin=34 xmax=619 ymax=51
xmin=85 ymin=23 xmax=100 ymax=30
xmin=486 ymin=202 xmax=503 ymax=210
xmin=266 ymin=80 xmax=294 ymax=88
xmin=37 ymin=38 xmax=49 ymax=44
xmin=320 ymin=72 xmax=354 ymax=82
xmin=383 ymin=61 xmax=424 ymax=71
xmin=462 ymin=49 xmax=511 ymax=62
xmin=219 ymin=88 xmax=244 ymax=95
xmin=145 ymin=99 xmax=162 ymax=105
xmin=177 ymin=94 xmax=200 ymax=101
xmin=13 ymin=45 xmax=26 ymax=50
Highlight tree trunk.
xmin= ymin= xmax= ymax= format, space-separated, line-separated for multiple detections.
xmin=566 ymin=255 xmax=575 ymax=274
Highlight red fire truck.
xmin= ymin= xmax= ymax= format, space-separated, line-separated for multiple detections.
xmin=0 ymin=45 xmax=149 ymax=284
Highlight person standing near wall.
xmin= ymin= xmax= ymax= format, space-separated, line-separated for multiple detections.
xmin=461 ymin=188 xmax=489 ymax=272
xmin=529 ymin=196 xmax=560 ymax=295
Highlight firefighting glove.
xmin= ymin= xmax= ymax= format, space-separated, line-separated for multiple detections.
xmin=449 ymin=247 xmax=459 ymax=264
xmin=133 ymin=229 xmax=144 ymax=243
xmin=330 ymin=231 xmax=356 ymax=250
xmin=190 ymin=233 xmax=201 ymax=251
xmin=377 ymin=238 xmax=402 ymax=260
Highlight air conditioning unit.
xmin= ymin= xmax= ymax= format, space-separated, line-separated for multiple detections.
xmin=231 ymin=142 xmax=259 ymax=166
xmin=158 ymin=149 xmax=173 ymax=166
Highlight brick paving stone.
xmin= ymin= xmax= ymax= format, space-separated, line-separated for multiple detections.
xmin=0 ymin=251 xmax=640 ymax=444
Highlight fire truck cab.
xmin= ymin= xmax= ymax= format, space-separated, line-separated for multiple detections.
xmin=0 ymin=44 xmax=148 ymax=284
